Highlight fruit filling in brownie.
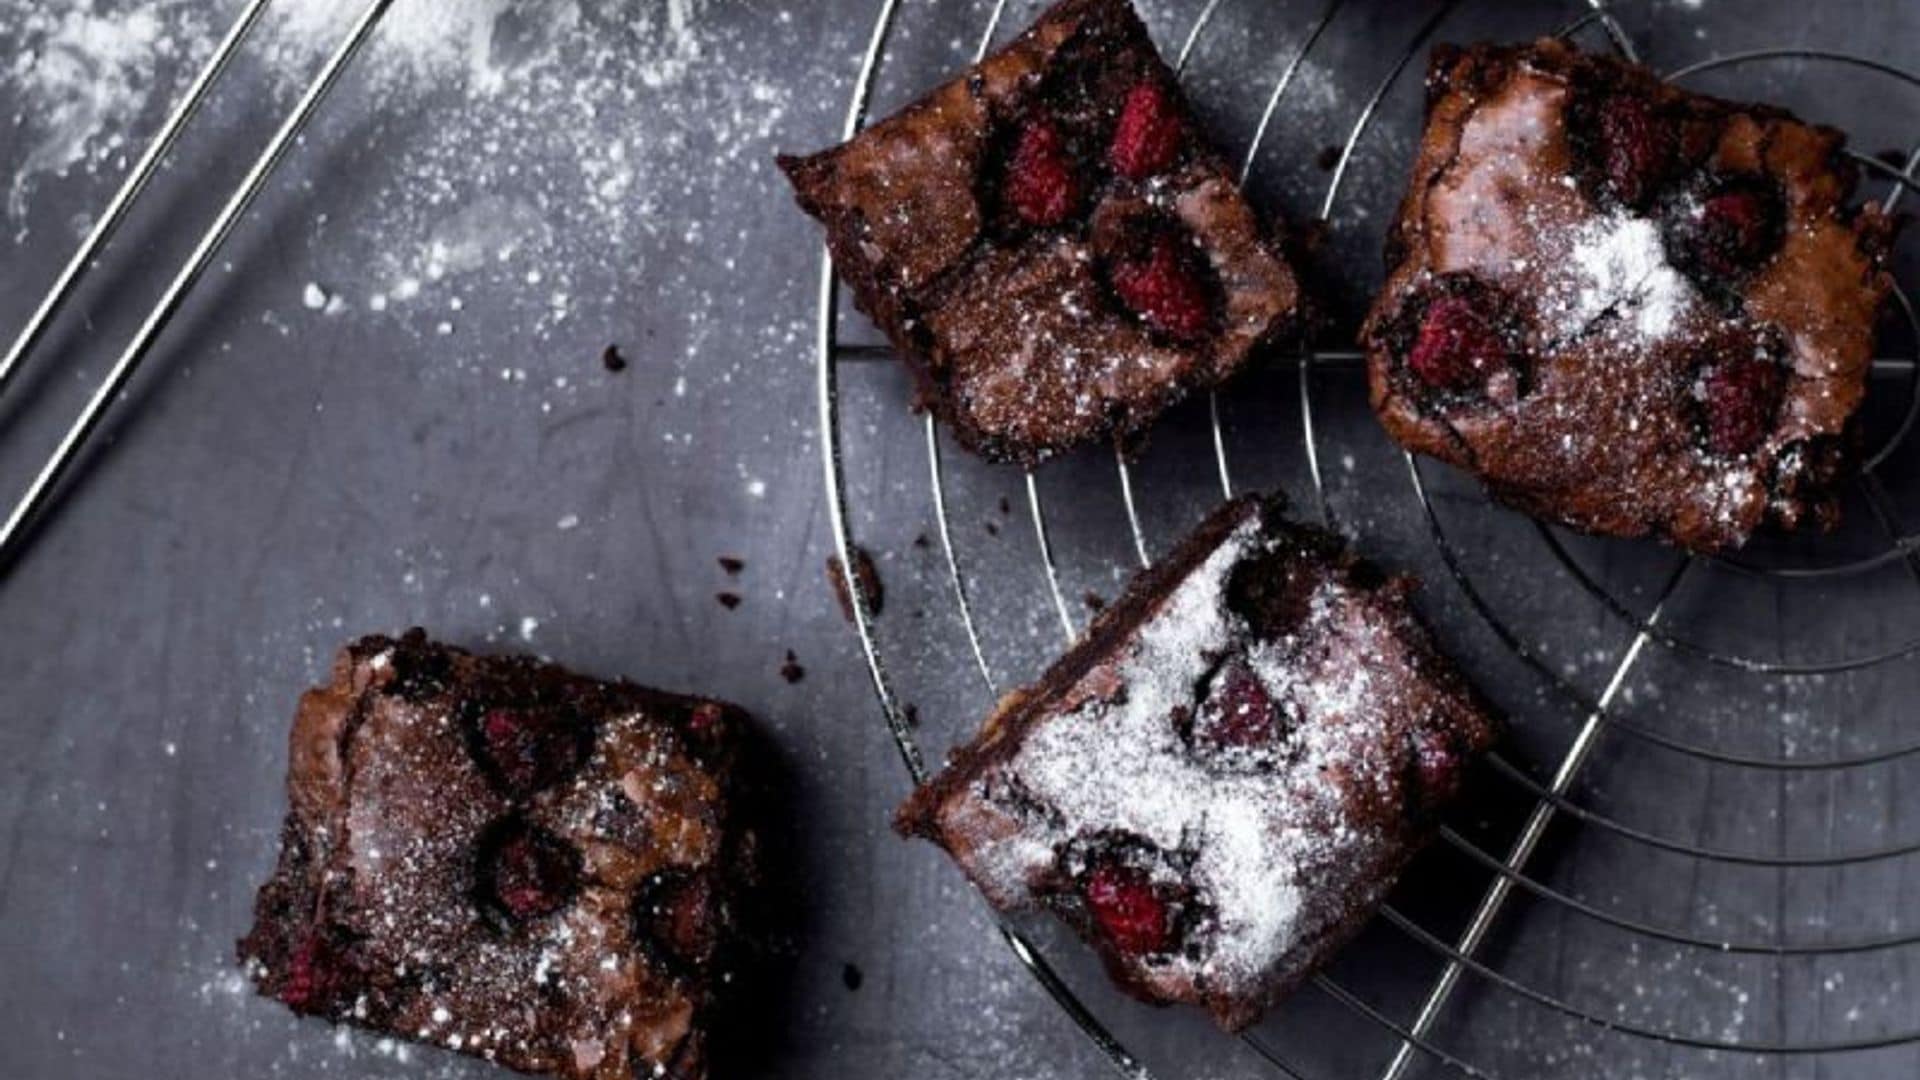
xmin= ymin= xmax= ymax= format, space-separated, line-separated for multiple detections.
xmin=780 ymin=0 xmax=1304 ymax=466
xmin=896 ymin=497 xmax=1497 ymax=1029
xmin=1361 ymin=39 xmax=1895 ymax=552
xmin=238 ymin=631 xmax=751 ymax=1080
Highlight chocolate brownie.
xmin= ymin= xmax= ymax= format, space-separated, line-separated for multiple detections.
xmin=896 ymin=496 xmax=1497 ymax=1029
xmin=238 ymin=631 xmax=751 ymax=1080
xmin=1361 ymin=39 xmax=1895 ymax=552
xmin=779 ymin=0 xmax=1304 ymax=466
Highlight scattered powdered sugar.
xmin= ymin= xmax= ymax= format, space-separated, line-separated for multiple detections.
xmin=248 ymin=643 xmax=728 ymax=1072
xmin=263 ymin=0 xmax=536 ymax=89
xmin=4 ymin=0 xmax=790 ymax=349
xmin=1011 ymin=523 xmax=1306 ymax=978
xmin=3 ymin=2 xmax=212 ymax=223
xmin=1546 ymin=211 xmax=1697 ymax=345
xmin=968 ymin=517 xmax=1431 ymax=990
xmin=261 ymin=0 xmax=713 ymax=92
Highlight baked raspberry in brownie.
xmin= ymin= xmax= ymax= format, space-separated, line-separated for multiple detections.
xmin=896 ymin=496 xmax=1497 ymax=1029
xmin=778 ymin=0 xmax=1303 ymax=466
xmin=238 ymin=631 xmax=751 ymax=1080
xmin=1361 ymin=39 xmax=1895 ymax=552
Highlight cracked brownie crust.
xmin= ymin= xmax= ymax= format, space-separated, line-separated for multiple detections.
xmin=779 ymin=0 xmax=1303 ymax=466
xmin=1361 ymin=39 xmax=1895 ymax=551
xmin=238 ymin=631 xmax=751 ymax=1080
xmin=896 ymin=497 xmax=1497 ymax=1029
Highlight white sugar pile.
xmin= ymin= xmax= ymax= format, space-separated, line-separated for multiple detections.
xmin=1544 ymin=210 xmax=1697 ymax=346
xmin=3 ymin=3 xmax=211 ymax=222
xmin=267 ymin=0 xmax=526 ymax=87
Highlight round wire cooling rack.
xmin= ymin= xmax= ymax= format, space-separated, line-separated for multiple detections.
xmin=810 ymin=1 xmax=1920 ymax=1077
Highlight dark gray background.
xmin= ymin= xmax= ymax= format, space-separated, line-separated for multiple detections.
xmin=3 ymin=1 xmax=1918 ymax=1078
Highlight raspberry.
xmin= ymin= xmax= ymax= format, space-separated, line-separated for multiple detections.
xmin=481 ymin=823 xmax=578 ymax=921
xmin=1006 ymin=120 xmax=1079 ymax=226
xmin=1196 ymin=664 xmax=1283 ymax=750
xmin=1083 ymin=861 xmax=1171 ymax=956
xmin=1110 ymin=234 xmax=1212 ymax=340
xmin=1109 ymin=79 xmax=1183 ymax=180
xmin=1596 ymin=94 xmax=1671 ymax=207
xmin=279 ymin=935 xmax=342 ymax=1012
xmin=1692 ymin=186 xmax=1782 ymax=278
xmin=1406 ymin=295 xmax=1505 ymax=390
xmin=1409 ymin=728 xmax=1463 ymax=808
xmin=474 ymin=706 xmax=586 ymax=795
xmin=1699 ymin=355 xmax=1785 ymax=457
xmin=687 ymin=702 xmax=725 ymax=736
xmin=635 ymin=870 xmax=717 ymax=972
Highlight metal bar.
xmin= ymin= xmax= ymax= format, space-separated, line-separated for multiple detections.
xmin=1883 ymin=143 xmax=1920 ymax=213
xmin=1115 ymin=449 xmax=1152 ymax=569
xmin=1322 ymin=974 xmax=1501 ymax=1080
xmin=1860 ymin=472 xmax=1920 ymax=588
xmin=1306 ymin=1 xmax=1456 ymax=526
xmin=1208 ymin=391 xmax=1234 ymax=499
xmin=972 ymin=0 xmax=1010 ymax=60
xmin=1318 ymin=1 xmax=1455 ymax=222
xmin=1665 ymin=47 xmax=1920 ymax=86
xmin=0 ymin=0 xmax=275 ymax=401
xmin=929 ymin=416 xmax=996 ymax=690
xmin=999 ymin=927 xmax=1154 ymax=1080
xmin=1236 ymin=0 xmax=1345 ymax=185
xmin=1298 ymin=350 xmax=1328 ymax=520
xmin=1374 ymin=558 xmax=1694 ymax=1080
xmin=1173 ymin=0 xmax=1227 ymax=69
xmin=1477 ymin=749 xmax=1920 ymax=866
xmin=1026 ymin=470 xmax=1080 ymax=644
xmin=1378 ymin=904 xmax=1920 ymax=1055
xmin=816 ymin=0 xmax=917 ymax=779
xmin=1433 ymin=824 xmax=1920 ymax=954
xmin=0 ymin=0 xmax=395 ymax=573
xmin=1584 ymin=0 xmax=1639 ymax=62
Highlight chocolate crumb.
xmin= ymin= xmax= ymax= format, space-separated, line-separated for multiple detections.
xmin=1316 ymin=144 xmax=1343 ymax=171
xmin=779 ymin=650 xmax=805 ymax=684
xmin=902 ymin=704 xmax=920 ymax=729
xmin=998 ymin=496 xmax=1012 ymax=515
xmin=1084 ymin=591 xmax=1107 ymax=613
xmin=827 ymin=546 xmax=885 ymax=623
xmin=602 ymin=345 xmax=628 ymax=372
xmin=985 ymin=521 xmax=1000 ymax=537
xmin=718 ymin=556 xmax=746 ymax=576
xmin=912 ymin=533 xmax=931 ymax=549
xmin=841 ymin=963 xmax=864 ymax=991
xmin=716 ymin=592 xmax=742 ymax=610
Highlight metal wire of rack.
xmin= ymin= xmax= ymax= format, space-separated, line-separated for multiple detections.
xmin=811 ymin=1 xmax=1920 ymax=1076
xmin=0 ymin=0 xmax=395 ymax=574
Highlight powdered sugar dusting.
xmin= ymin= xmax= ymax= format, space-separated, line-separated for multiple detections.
xmin=3 ymin=3 xmax=209 ymax=224
xmin=958 ymin=515 xmax=1463 ymax=993
xmin=1546 ymin=211 xmax=1697 ymax=345
xmin=4 ymin=0 xmax=789 ymax=354
xmin=240 ymin=639 xmax=730 ymax=1074
xmin=1009 ymin=522 xmax=1309 ymax=981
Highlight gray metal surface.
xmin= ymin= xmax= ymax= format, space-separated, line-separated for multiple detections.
xmin=2 ymin=1 xmax=1917 ymax=1078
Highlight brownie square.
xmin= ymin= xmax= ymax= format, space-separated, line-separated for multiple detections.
xmin=896 ymin=496 xmax=1497 ymax=1029
xmin=238 ymin=631 xmax=751 ymax=1080
xmin=1361 ymin=39 xmax=1896 ymax=552
xmin=779 ymin=0 xmax=1304 ymax=466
